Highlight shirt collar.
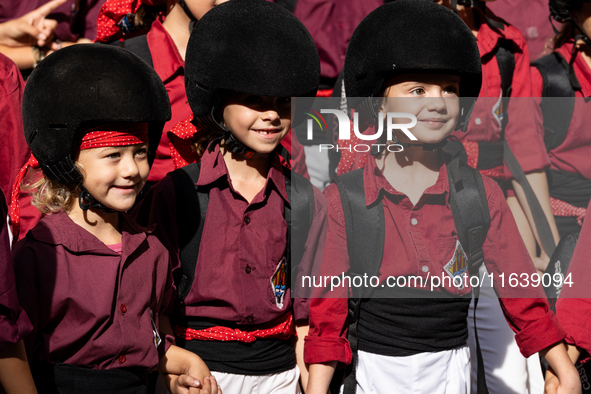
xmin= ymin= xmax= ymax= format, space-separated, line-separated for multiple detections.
xmin=28 ymin=211 xmax=149 ymax=255
xmin=197 ymin=144 xmax=290 ymax=203
xmin=362 ymin=156 xmax=450 ymax=206
xmin=475 ymin=12 xmax=523 ymax=57
xmin=147 ymin=18 xmax=184 ymax=84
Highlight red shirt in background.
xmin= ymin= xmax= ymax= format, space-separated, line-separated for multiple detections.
xmin=0 ymin=189 xmax=32 ymax=350
xmin=450 ymin=10 xmax=549 ymax=179
xmin=531 ymin=42 xmax=591 ymax=180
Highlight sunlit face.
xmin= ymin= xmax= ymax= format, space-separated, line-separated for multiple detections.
xmin=76 ymin=143 xmax=150 ymax=212
xmin=381 ymin=73 xmax=461 ymax=145
xmin=185 ymin=0 xmax=230 ymax=20
xmin=222 ymin=93 xmax=292 ymax=155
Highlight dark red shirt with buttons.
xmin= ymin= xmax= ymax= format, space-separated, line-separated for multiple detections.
xmin=0 ymin=188 xmax=32 ymax=349
xmin=12 ymin=211 xmax=175 ymax=370
xmin=133 ymin=144 xmax=327 ymax=325
xmin=304 ymin=156 xmax=565 ymax=365
xmin=531 ymin=41 xmax=591 ymax=180
xmin=450 ymin=10 xmax=549 ymax=177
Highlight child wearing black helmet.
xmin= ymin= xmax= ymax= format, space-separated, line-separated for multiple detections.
xmin=12 ymin=44 xmax=218 ymax=394
xmin=132 ymin=0 xmax=326 ymax=393
xmin=304 ymin=1 xmax=579 ymax=394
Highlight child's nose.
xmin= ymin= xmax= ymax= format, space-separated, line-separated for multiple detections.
xmin=121 ymin=156 xmax=140 ymax=178
xmin=425 ymin=96 xmax=446 ymax=111
xmin=261 ymin=109 xmax=280 ymax=122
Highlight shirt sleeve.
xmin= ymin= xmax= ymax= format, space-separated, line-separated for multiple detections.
xmin=304 ymin=184 xmax=352 ymax=365
xmin=481 ymin=177 xmax=565 ymax=358
xmin=503 ymin=30 xmax=550 ymax=177
xmin=0 ymin=193 xmax=32 ymax=349
xmin=157 ymin=246 xmax=177 ymax=358
xmin=11 ymin=238 xmax=40 ymax=359
xmin=293 ymin=185 xmax=328 ymax=322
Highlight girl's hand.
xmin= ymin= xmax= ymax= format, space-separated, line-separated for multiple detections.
xmin=542 ymin=342 xmax=581 ymax=394
xmin=166 ymin=373 xmax=202 ymax=394
xmin=199 ymin=376 xmax=222 ymax=394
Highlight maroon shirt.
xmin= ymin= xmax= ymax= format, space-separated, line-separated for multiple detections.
xmin=292 ymin=0 xmax=382 ymax=81
xmin=0 ymin=0 xmax=105 ymax=41
xmin=0 ymin=188 xmax=32 ymax=349
xmin=133 ymin=145 xmax=327 ymax=325
xmin=0 ymin=53 xmax=30 ymax=198
xmin=450 ymin=10 xmax=549 ymax=177
xmin=304 ymin=156 xmax=565 ymax=364
xmin=12 ymin=211 xmax=175 ymax=370
xmin=532 ymin=42 xmax=591 ymax=180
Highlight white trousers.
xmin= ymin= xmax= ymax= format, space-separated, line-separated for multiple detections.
xmin=468 ymin=266 xmax=544 ymax=394
xmin=212 ymin=366 xmax=301 ymax=394
xmin=346 ymin=346 xmax=471 ymax=394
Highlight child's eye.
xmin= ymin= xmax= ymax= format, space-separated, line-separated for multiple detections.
xmin=443 ymin=85 xmax=459 ymax=95
xmin=410 ymin=88 xmax=426 ymax=96
xmin=106 ymin=152 xmax=120 ymax=159
xmin=135 ymin=147 xmax=148 ymax=157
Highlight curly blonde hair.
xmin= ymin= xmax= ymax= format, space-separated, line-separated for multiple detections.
xmin=24 ymin=169 xmax=81 ymax=214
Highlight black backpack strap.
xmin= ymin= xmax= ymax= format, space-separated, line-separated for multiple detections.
xmin=109 ymin=34 xmax=154 ymax=69
xmin=168 ymin=162 xmax=209 ymax=301
xmin=334 ymin=169 xmax=385 ymax=394
xmin=503 ymin=140 xmax=557 ymax=256
xmin=496 ymin=41 xmax=558 ymax=256
xmin=286 ymin=171 xmax=315 ymax=277
xmin=447 ymin=154 xmax=491 ymax=394
xmin=532 ymin=52 xmax=576 ymax=151
xmin=495 ymin=38 xmax=515 ymax=102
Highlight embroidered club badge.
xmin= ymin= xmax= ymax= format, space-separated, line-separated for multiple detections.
xmin=443 ymin=240 xmax=469 ymax=290
xmin=271 ymin=257 xmax=287 ymax=309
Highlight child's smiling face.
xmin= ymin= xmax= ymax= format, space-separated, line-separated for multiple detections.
xmin=222 ymin=93 xmax=292 ymax=155
xmin=76 ymin=143 xmax=150 ymax=212
xmin=381 ymin=73 xmax=461 ymax=145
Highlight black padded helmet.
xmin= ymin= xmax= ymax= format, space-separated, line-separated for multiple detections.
xmin=184 ymin=0 xmax=320 ymax=123
xmin=22 ymin=44 xmax=171 ymax=185
xmin=344 ymin=0 xmax=482 ymax=131
xmin=550 ymin=0 xmax=591 ymax=22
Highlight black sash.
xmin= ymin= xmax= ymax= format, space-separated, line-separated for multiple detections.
xmin=175 ymin=317 xmax=295 ymax=375
xmin=548 ymin=169 xmax=591 ymax=208
xmin=357 ymin=288 xmax=471 ymax=357
xmin=35 ymin=363 xmax=148 ymax=394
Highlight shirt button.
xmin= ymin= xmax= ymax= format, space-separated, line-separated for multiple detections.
xmin=120 ymin=304 xmax=127 ymax=313
xmin=475 ymin=117 xmax=482 ymax=125
xmin=422 ymin=265 xmax=429 ymax=273
xmin=244 ymin=217 xmax=250 ymax=224
xmin=245 ymin=266 xmax=251 ymax=274
xmin=119 ymin=355 xmax=126 ymax=364
xmin=246 ymin=316 xmax=254 ymax=323
xmin=411 ymin=218 xmax=418 ymax=226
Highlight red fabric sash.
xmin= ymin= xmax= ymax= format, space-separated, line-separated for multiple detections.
xmin=174 ymin=312 xmax=294 ymax=343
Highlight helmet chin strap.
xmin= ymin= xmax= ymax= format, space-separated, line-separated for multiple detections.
xmin=78 ymin=185 xmax=116 ymax=212
xmin=178 ymin=0 xmax=197 ymax=21
xmin=198 ymin=110 xmax=267 ymax=160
